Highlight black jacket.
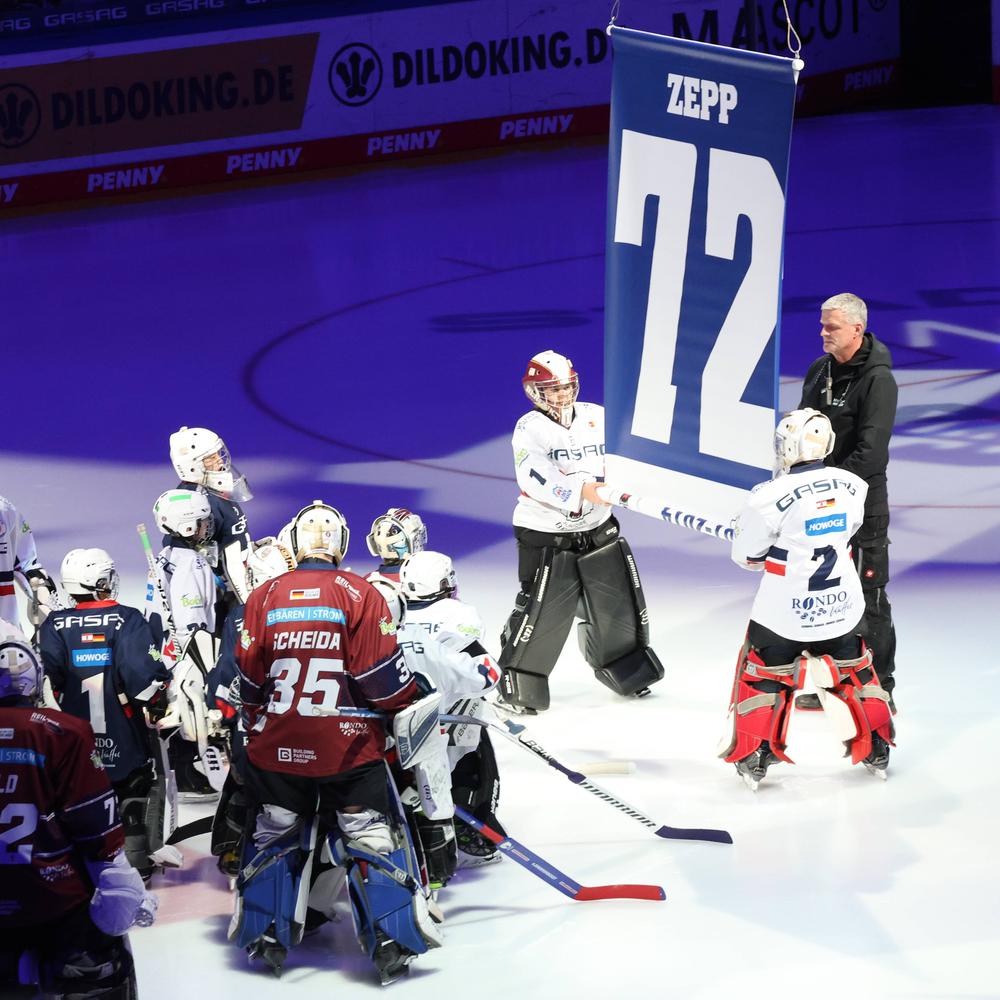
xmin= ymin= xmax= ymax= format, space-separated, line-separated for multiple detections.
xmin=799 ymin=333 xmax=897 ymax=519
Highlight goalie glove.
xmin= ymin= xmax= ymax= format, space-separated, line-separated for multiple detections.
xmin=87 ymin=852 xmax=158 ymax=936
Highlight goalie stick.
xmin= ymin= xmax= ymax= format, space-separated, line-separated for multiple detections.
xmin=454 ymin=806 xmax=664 ymax=902
xmin=595 ymin=486 xmax=735 ymax=542
xmin=444 ymin=712 xmax=732 ymax=845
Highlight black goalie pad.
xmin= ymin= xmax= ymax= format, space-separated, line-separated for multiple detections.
xmin=593 ymin=646 xmax=665 ymax=697
xmin=576 ymin=537 xmax=649 ymax=668
xmin=498 ymin=548 xmax=580 ymax=711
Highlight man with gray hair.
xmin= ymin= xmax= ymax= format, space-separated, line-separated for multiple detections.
xmin=797 ymin=293 xmax=899 ymax=721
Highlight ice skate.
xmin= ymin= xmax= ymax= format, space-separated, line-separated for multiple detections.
xmin=248 ymin=935 xmax=287 ymax=977
xmin=734 ymin=741 xmax=779 ymax=791
xmin=861 ymin=733 xmax=890 ymax=779
xmin=455 ymin=820 xmax=501 ymax=868
xmin=373 ymin=931 xmax=413 ymax=985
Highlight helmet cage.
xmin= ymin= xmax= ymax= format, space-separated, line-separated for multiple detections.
xmin=0 ymin=636 xmax=42 ymax=702
xmin=366 ymin=509 xmax=428 ymax=563
xmin=523 ymin=354 xmax=579 ymax=429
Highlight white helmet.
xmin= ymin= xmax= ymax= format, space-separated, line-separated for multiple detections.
xmin=247 ymin=540 xmax=296 ymax=590
xmin=366 ymin=508 xmax=427 ymax=563
xmin=774 ymin=408 xmax=835 ymax=474
xmin=287 ymin=501 xmax=349 ymax=564
xmin=60 ymin=548 xmax=119 ymax=602
xmin=0 ymin=619 xmax=42 ymax=703
xmin=523 ymin=350 xmax=579 ymax=429
xmin=399 ymin=550 xmax=457 ymax=603
xmin=368 ymin=575 xmax=406 ymax=630
xmin=169 ymin=426 xmax=252 ymax=502
xmin=154 ymin=489 xmax=215 ymax=542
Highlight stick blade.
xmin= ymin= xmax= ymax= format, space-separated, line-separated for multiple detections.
xmin=655 ymin=825 xmax=733 ymax=845
xmin=574 ymin=884 xmax=666 ymax=902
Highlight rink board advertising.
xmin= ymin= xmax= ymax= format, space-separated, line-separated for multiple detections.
xmin=604 ymin=29 xmax=796 ymax=509
xmin=0 ymin=0 xmax=899 ymax=209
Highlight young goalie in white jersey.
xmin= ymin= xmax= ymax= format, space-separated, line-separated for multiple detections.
xmin=720 ymin=409 xmax=895 ymax=789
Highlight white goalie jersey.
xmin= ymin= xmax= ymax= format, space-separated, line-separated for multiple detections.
xmin=152 ymin=545 xmax=218 ymax=638
xmin=731 ymin=463 xmax=869 ymax=642
xmin=402 ymin=598 xmax=497 ymax=705
xmin=0 ymin=495 xmax=44 ymax=625
xmin=511 ymin=402 xmax=612 ymax=533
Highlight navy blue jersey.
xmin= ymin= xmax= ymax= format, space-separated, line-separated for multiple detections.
xmin=206 ymin=602 xmax=243 ymax=717
xmin=39 ymin=601 xmax=170 ymax=783
xmin=168 ymin=481 xmax=250 ymax=557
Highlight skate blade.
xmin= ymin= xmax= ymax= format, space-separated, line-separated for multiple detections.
xmin=740 ymin=772 xmax=761 ymax=792
xmin=862 ymin=761 xmax=888 ymax=780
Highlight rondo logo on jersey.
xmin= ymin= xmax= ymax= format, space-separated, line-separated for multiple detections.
xmin=72 ymin=648 xmax=112 ymax=668
xmin=289 ymin=588 xmax=320 ymax=600
xmin=81 ymin=633 xmax=106 ymax=643
xmin=805 ymin=514 xmax=847 ymax=536
xmin=266 ymin=606 xmax=346 ymax=625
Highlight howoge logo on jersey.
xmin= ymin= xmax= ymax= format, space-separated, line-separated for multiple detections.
xmin=805 ymin=514 xmax=847 ymax=536
xmin=72 ymin=648 xmax=112 ymax=668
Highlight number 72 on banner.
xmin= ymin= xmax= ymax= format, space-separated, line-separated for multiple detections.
xmin=613 ymin=128 xmax=783 ymax=474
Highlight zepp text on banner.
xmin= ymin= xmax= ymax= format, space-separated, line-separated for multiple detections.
xmin=604 ymin=29 xmax=798 ymax=522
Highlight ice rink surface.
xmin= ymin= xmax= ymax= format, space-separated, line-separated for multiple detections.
xmin=3 ymin=103 xmax=999 ymax=997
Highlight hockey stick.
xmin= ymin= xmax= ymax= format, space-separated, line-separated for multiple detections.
xmin=444 ymin=713 xmax=732 ymax=845
xmin=577 ymin=760 xmax=636 ymax=776
xmin=453 ymin=806 xmax=664 ymax=902
xmin=137 ymin=523 xmax=176 ymax=639
xmin=595 ymin=486 xmax=735 ymax=542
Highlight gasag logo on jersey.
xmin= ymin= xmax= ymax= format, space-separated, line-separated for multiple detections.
xmin=72 ymin=648 xmax=112 ymax=668
xmin=776 ymin=479 xmax=856 ymax=512
xmin=805 ymin=514 xmax=847 ymax=536
xmin=548 ymin=444 xmax=605 ymax=461
xmin=81 ymin=633 xmax=106 ymax=643
xmin=289 ymin=588 xmax=320 ymax=600
xmin=54 ymin=612 xmax=123 ymax=631
xmin=266 ymin=606 xmax=346 ymax=625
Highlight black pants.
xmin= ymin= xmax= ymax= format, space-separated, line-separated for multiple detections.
xmin=747 ymin=622 xmax=863 ymax=694
xmin=512 ymin=516 xmax=621 ymax=591
xmin=853 ymin=513 xmax=896 ymax=694
xmin=242 ymin=757 xmax=390 ymax=828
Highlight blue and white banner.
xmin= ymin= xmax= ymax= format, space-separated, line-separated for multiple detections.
xmin=604 ymin=28 xmax=798 ymax=522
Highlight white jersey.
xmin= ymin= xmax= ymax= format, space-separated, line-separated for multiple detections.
xmin=731 ymin=463 xmax=868 ymax=642
xmin=401 ymin=597 xmax=496 ymax=705
xmin=0 ymin=495 xmax=43 ymax=625
xmin=153 ymin=544 xmax=218 ymax=637
xmin=511 ymin=402 xmax=612 ymax=533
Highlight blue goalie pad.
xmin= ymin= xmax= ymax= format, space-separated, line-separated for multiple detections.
xmin=331 ymin=836 xmax=429 ymax=961
xmin=231 ymin=817 xmax=318 ymax=953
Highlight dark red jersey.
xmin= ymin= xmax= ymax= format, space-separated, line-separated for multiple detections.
xmin=238 ymin=561 xmax=416 ymax=777
xmin=0 ymin=706 xmax=123 ymax=928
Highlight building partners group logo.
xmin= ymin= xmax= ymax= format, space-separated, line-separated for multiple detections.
xmin=0 ymin=83 xmax=40 ymax=148
xmin=328 ymin=43 xmax=382 ymax=106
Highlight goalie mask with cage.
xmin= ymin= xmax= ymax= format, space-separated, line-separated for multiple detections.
xmin=523 ymin=350 xmax=579 ymax=429
xmin=61 ymin=548 xmax=119 ymax=602
xmin=774 ymin=408 xmax=835 ymax=475
xmin=154 ymin=489 xmax=215 ymax=544
xmin=399 ymin=551 xmax=457 ymax=604
xmin=368 ymin=576 xmax=406 ymax=629
xmin=287 ymin=501 xmax=349 ymax=564
xmin=366 ymin=508 xmax=427 ymax=564
xmin=169 ymin=426 xmax=253 ymax=502
xmin=0 ymin=621 xmax=43 ymax=703
xmin=247 ymin=540 xmax=297 ymax=590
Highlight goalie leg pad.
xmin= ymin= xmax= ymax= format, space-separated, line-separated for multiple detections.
xmin=498 ymin=548 xmax=580 ymax=711
xmin=114 ymin=767 xmax=155 ymax=880
xmin=231 ymin=816 xmax=318 ymax=953
xmin=38 ymin=924 xmax=137 ymax=1000
xmin=575 ymin=537 xmax=647 ymax=667
xmin=720 ymin=646 xmax=803 ymax=764
xmin=807 ymin=646 xmax=895 ymax=764
xmin=331 ymin=774 xmax=442 ymax=972
xmin=592 ymin=646 xmax=664 ymax=698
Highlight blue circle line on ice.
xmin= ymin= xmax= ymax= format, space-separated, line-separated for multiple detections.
xmin=241 ymin=250 xmax=603 ymax=482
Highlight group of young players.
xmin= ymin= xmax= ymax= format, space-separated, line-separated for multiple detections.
xmin=0 ymin=345 xmax=895 ymax=995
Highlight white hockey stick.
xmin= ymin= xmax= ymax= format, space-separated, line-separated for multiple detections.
xmin=595 ymin=486 xmax=735 ymax=542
